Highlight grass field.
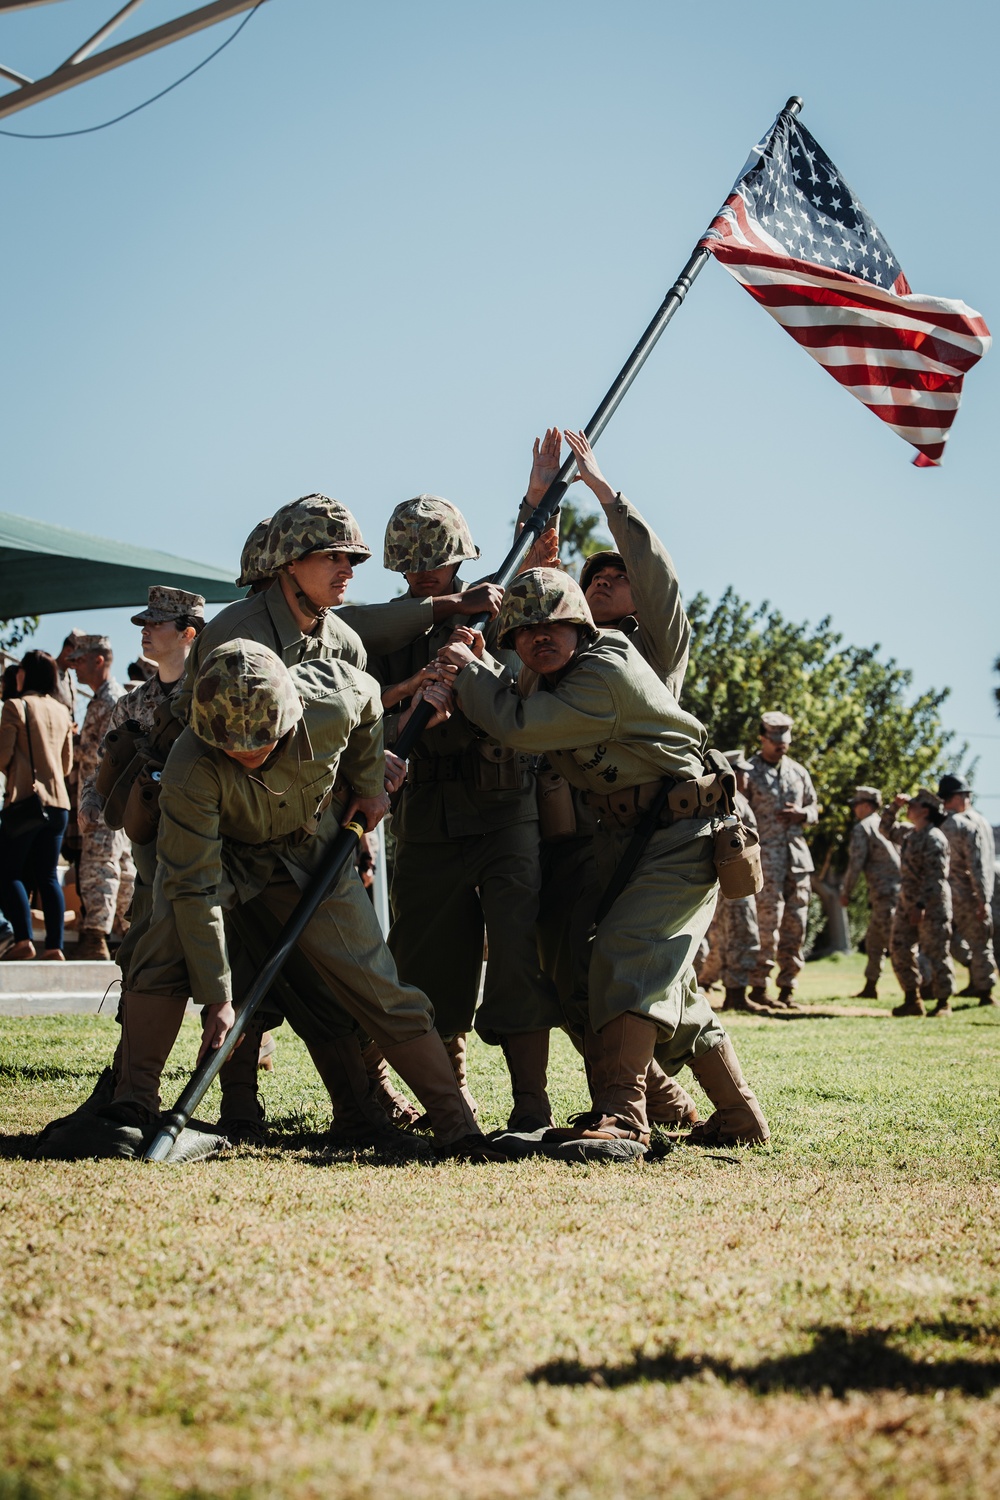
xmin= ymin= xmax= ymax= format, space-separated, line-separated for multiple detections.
xmin=1 ymin=952 xmax=998 ymax=1500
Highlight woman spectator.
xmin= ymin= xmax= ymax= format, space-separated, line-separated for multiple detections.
xmin=0 ymin=650 xmax=73 ymax=961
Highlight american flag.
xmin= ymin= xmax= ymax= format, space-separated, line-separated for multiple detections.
xmin=701 ymin=109 xmax=990 ymax=465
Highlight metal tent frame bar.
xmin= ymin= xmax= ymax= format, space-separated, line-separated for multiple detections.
xmin=0 ymin=0 xmax=266 ymax=118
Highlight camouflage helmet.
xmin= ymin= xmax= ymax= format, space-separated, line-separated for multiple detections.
xmin=383 ymin=494 xmax=481 ymax=573
xmin=260 ymin=494 xmax=371 ymax=572
xmin=497 ymin=567 xmax=597 ymax=650
xmin=237 ymin=517 xmax=273 ymax=588
xmin=191 ymin=641 xmax=302 ymax=753
xmin=580 ymin=550 xmax=627 ymax=593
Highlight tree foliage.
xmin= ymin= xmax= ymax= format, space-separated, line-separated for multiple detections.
xmin=0 ymin=617 xmax=38 ymax=655
xmin=682 ymin=588 xmax=959 ymax=873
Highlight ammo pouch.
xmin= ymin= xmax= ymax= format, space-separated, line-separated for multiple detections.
xmin=536 ymin=764 xmax=577 ymax=841
xmin=123 ymin=764 xmax=163 ymax=846
xmin=713 ymin=816 xmax=764 ymax=899
xmin=473 ymin=742 xmax=529 ymax=794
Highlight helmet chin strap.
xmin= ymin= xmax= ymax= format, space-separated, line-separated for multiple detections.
xmin=293 ymin=583 xmax=329 ymax=621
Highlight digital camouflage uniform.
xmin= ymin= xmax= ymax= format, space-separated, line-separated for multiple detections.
xmin=942 ymin=808 xmax=997 ymax=993
xmin=841 ymin=803 xmax=901 ymax=985
xmin=886 ymin=808 xmax=953 ymax=999
xmin=698 ymin=791 xmax=761 ymax=991
xmin=111 ymin=645 xmax=483 ymax=1151
xmin=747 ymin=749 xmax=818 ymax=991
xmin=375 ymin=497 xmax=559 ymax=1048
xmin=77 ymin=675 xmax=135 ymax=935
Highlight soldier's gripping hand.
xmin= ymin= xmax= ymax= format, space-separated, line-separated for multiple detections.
xmin=383 ymin=750 xmax=406 ymax=796
xmin=452 ymin=581 xmax=503 ymax=620
xmin=440 ymin=627 xmax=485 ymax=671
xmin=344 ymin=790 xmax=391 ymax=832
xmin=197 ymin=1001 xmax=236 ymax=1064
xmin=399 ymin=677 xmax=454 ymax=733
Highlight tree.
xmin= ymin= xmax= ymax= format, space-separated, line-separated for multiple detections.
xmin=0 ymin=617 xmax=38 ymax=656
xmin=558 ymin=498 xmax=611 ymax=580
xmin=682 ymin=588 xmax=961 ymax=952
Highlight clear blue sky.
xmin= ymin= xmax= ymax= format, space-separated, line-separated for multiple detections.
xmin=3 ymin=1 xmax=998 ymax=806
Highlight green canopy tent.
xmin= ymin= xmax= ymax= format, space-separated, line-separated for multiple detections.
xmin=0 ymin=512 xmax=243 ymax=616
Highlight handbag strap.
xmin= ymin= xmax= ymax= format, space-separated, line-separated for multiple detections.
xmin=21 ymin=698 xmax=39 ymax=789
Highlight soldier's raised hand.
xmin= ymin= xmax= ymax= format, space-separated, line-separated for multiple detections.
xmin=564 ymin=428 xmax=616 ymax=507
xmin=526 ymin=427 xmax=564 ymax=508
xmin=440 ymin=627 xmax=485 ymax=670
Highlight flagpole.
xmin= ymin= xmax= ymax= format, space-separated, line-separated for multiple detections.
xmin=393 ymin=94 xmax=804 ymax=759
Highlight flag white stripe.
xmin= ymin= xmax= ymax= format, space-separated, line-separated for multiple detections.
xmin=808 ymin=344 xmax=963 ymax=379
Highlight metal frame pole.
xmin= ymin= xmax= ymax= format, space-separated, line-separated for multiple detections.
xmin=393 ymin=95 xmax=803 ymax=760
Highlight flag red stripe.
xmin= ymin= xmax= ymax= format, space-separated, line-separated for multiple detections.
xmin=779 ymin=320 xmax=983 ymax=375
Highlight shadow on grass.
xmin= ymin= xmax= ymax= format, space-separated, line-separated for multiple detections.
xmin=529 ymin=1320 xmax=1000 ymax=1398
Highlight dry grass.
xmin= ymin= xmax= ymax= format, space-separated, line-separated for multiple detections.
xmin=1 ymin=953 xmax=999 ymax=1499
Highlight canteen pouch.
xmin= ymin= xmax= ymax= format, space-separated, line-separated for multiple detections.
xmin=474 ymin=741 xmax=527 ymax=793
xmin=536 ymin=765 xmax=577 ymax=841
xmin=123 ymin=765 xmax=163 ymax=846
xmin=713 ymin=816 xmax=764 ymax=899
xmin=95 ymin=721 xmax=144 ymax=799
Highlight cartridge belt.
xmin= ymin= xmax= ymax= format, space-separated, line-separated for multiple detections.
xmin=406 ymin=751 xmax=476 ymax=786
xmin=584 ymin=773 xmax=725 ymax=831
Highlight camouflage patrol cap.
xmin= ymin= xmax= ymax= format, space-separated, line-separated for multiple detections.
xmin=130 ymin=586 xmax=206 ymax=626
xmin=261 ymin=494 xmax=372 ymax=571
xmin=849 ymin=785 xmax=882 ymax=807
xmin=67 ymin=634 xmax=113 ymax=662
xmin=724 ymin=750 xmax=754 ymax=773
xmin=191 ymin=641 xmax=303 ymax=753
xmin=383 ymin=495 xmax=481 ymax=573
xmin=237 ymin=518 xmax=273 ymax=588
xmin=497 ymin=567 xmax=597 ymax=650
xmin=760 ymin=711 xmax=794 ymax=732
xmin=938 ymin=773 xmax=971 ymax=799
xmin=909 ymin=787 xmax=943 ymax=813
xmin=580 ymin=550 xmax=627 ymax=593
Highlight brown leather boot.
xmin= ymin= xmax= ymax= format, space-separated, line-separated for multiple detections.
xmin=305 ymin=1036 xmax=412 ymax=1146
xmin=773 ymin=986 xmax=799 ymax=1010
xmin=929 ymin=998 xmax=952 ymax=1017
xmin=359 ymin=1040 xmax=422 ymax=1128
xmin=500 ymin=1029 xmax=554 ymax=1130
xmin=444 ymin=1032 xmax=479 ymax=1121
xmin=722 ymin=986 xmax=767 ymax=1013
xmin=113 ymin=991 xmax=188 ymax=1113
xmin=854 ymin=981 xmax=879 ymax=1000
xmin=748 ymin=985 xmax=768 ymax=1006
xmin=978 ymin=991 xmax=998 ymax=1007
xmin=892 ymin=993 xmax=926 ymax=1017
xmin=685 ymin=1036 xmax=770 ymax=1146
xmin=77 ymin=929 xmax=111 ymax=962
xmin=546 ymin=1014 xmax=657 ymax=1147
xmin=644 ymin=1058 xmax=698 ymax=1126
xmin=380 ymin=1031 xmax=507 ymax=1158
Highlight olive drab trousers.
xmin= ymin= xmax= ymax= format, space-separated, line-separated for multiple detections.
xmin=570 ymin=825 xmax=726 ymax=1074
xmin=388 ymin=822 xmax=560 ymax=1043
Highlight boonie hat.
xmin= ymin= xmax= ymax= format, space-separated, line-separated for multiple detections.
xmin=130 ymin=586 xmax=206 ymax=627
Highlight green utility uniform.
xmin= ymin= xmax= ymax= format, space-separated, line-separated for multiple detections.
xmin=122 ymin=658 xmax=434 ymax=1070
xmin=456 ymin=630 xmax=726 ymax=1073
xmin=372 ymin=593 xmax=560 ymax=1042
xmin=172 ymin=579 xmax=435 ymax=723
xmin=533 ymin=493 xmax=691 ymax=1016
